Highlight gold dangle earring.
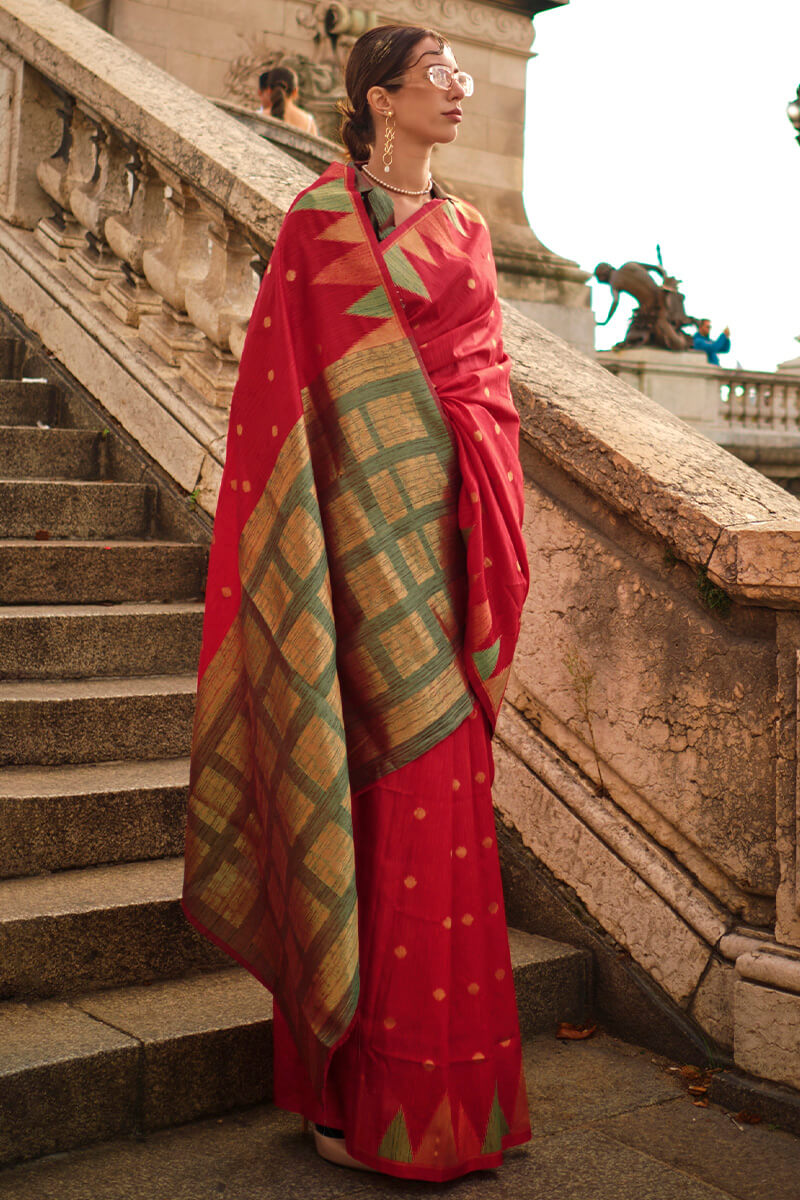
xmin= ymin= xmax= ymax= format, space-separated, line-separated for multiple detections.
xmin=382 ymin=111 xmax=395 ymax=175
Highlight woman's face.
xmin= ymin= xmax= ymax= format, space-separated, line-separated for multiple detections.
xmin=379 ymin=37 xmax=467 ymax=148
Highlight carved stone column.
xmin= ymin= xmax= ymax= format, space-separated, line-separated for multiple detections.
xmin=67 ymin=115 xmax=130 ymax=291
xmin=35 ymin=94 xmax=95 ymax=259
xmin=138 ymin=166 xmax=210 ymax=365
xmin=104 ymin=147 xmax=167 ymax=326
xmin=181 ymin=207 xmax=259 ymax=406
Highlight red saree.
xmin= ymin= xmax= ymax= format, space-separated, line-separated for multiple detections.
xmin=182 ymin=162 xmax=530 ymax=1176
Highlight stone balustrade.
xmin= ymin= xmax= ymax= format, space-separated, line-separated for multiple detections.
xmin=4 ymin=0 xmax=800 ymax=1099
xmin=0 ymin=0 xmax=313 ymax=410
xmin=718 ymin=371 xmax=800 ymax=430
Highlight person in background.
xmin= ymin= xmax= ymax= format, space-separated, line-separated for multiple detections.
xmin=693 ymin=318 xmax=731 ymax=365
xmin=268 ymin=65 xmax=318 ymax=136
xmin=256 ymin=70 xmax=271 ymax=115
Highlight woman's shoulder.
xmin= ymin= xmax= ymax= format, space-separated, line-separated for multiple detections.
xmin=285 ymin=162 xmax=349 ymax=216
xmin=442 ymin=193 xmax=488 ymax=231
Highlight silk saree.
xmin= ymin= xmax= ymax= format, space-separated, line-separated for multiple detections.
xmin=182 ymin=161 xmax=530 ymax=1176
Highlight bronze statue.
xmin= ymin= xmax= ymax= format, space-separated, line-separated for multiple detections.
xmin=594 ymin=255 xmax=698 ymax=351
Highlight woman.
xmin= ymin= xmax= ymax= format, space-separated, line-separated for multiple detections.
xmin=183 ymin=24 xmax=530 ymax=1181
xmin=268 ymin=65 xmax=318 ymax=136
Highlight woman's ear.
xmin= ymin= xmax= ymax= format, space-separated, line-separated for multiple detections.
xmin=366 ymin=85 xmax=392 ymax=120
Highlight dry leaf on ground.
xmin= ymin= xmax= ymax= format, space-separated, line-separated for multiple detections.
xmin=555 ymin=1022 xmax=597 ymax=1040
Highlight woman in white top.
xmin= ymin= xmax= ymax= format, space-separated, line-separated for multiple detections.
xmin=268 ymin=65 xmax=318 ymax=136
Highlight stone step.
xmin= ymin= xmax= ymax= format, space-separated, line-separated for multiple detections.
xmin=0 ymin=382 xmax=61 ymax=426
xmin=0 ymin=480 xmax=155 ymax=539
xmin=0 ymin=857 xmax=225 ymax=1003
xmin=0 ymin=602 xmax=204 ymax=680
xmin=0 ymin=674 xmax=195 ymax=766
xmin=0 ymin=426 xmax=99 ymax=480
xmin=0 ymin=539 xmax=207 ymax=604
xmin=0 ymin=929 xmax=587 ymax=1166
xmin=0 ymin=758 xmax=189 ymax=878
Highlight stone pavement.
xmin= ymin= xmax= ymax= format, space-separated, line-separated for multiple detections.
xmin=1 ymin=1032 xmax=798 ymax=1200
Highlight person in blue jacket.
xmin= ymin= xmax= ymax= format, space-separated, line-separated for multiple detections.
xmin=693 ymin=318 xmax=731 ymax=365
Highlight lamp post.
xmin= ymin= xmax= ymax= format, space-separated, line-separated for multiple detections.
xmin=787 ymin=86 xmax=800 ymax=147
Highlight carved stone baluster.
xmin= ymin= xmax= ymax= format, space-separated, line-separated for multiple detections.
xmin=790 ymin=386 xmax=800 ymax=430
xmin=138 ymin=166 xmax=210 ymax=365
xmin=737 ymin=383 xmax=748 ymax=426
xmin=35 ymin=94 xmax=94 ymax=259
xmin=758 ymin=383 xmax=773 ymax=430
xmin=104 ymin=147 xmax=167 ymax=326
xmin=67 ymin=116 xmax=130 ymax=292
xmin=181 ymin=206 xmax=259 ymax=405
xmin=229 ymin=242 xmax=269 ymax=363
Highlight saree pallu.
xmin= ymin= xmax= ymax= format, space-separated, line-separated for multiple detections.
xmin=182 ymin=162 xmax=529 ymax=1116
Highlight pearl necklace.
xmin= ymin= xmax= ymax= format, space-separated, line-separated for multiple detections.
xmin=360 ymin=164 xmax=432 ymax=196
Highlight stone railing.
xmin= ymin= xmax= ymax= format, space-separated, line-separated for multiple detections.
xmin=0 ymin=0 xmax=315 ymax=503
xmin=718 ymin=370 xmax=800 ymax=430
xmin=4 ymin=0 xmax=800 ymax=1098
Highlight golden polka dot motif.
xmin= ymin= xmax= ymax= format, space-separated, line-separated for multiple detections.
xmin=500 ymin=1038 xmax=511 ymax=1048
xmin=472 ymin=1052 xmax=485 ymax=1061
xmin=236 ymin=423 xmax=243 ymax=435
xmin=267 ymin=369 xmax=275 ymax=382
xmin=452 ymin=779 xmax=460 ymax=791
xmin=263 ymin=316 xmax=271 ymax=328
xmin=474 ymin=771 xmax=486 ymax=784
xmin=494 ymin=422 xmax=501 ymax=434
xmin=470 ymin=491 xmax=479 ymax=503
xmin=508 ymin=471 xmax=514 ymax=482
xmin=483 ymin=387 xmax=490 ymax=398
xmin=473 ymin=429 xmax=483 ymax=441
xmin=462 ymin=913 xmax=474 ymax=926
xmin=413 ymin=807 xmax=426 ymax=820
xmin=266 ymin=263 xmax=271 ymax=274
xmin=484 ymin=557 xmax=492 ymax=568
xmin=384 ymin=1017 xmax=397 ymax=1030
xmin=433 ymin=988 xmax=447 ymax=1002
xmin=221 ymin=586 xmax=232 ymax=597
xmin=495 ymin=968 xmax=506 ymax=981
xmin=455 ymin=846 xmax=467 ymax=859
xmin=272 ymin=425 xmax=278 ymax=437
xmin=242 ymin=481 xmax=251 ymax=493
xmin=488 ymin=901 xmax=499 ymax=915
xmin=404 ymin=875 xmax=417 ymax=889
xmin=423 ymin=1060 xmax=435 ymax=1071
xmin=482 ymin=836 xmax=494 ymax=849
xmin=467 ymin=982 xmax=480 ymax=995
xmin=442 ymin=917 xmax=452 ymax=930
xmin=467 ymin=278 xmax=476 ymax=289
xmin=394 ymin=945 xmax=407 ymax=959
xmin=286 ymin=269 xmax=296 ymax=281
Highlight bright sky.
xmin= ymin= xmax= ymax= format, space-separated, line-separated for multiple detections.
xmin=523 ymin=0 xmax=800 ymax=371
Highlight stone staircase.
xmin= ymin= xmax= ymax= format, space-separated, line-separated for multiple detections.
xmin=0 ymin=317 xmax=592 ymax=1170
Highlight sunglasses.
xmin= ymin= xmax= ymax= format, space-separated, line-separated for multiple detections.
xmin=385 ymin=64 xmax=475 ymax=97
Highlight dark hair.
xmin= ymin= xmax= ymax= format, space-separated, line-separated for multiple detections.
xmin=339 ymin=25 xmax=446 ymax=161
xmin=269 ymin=66 xmax=299 ymax=120
xmin=258 ymin=70 xmax=270 ymax=92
